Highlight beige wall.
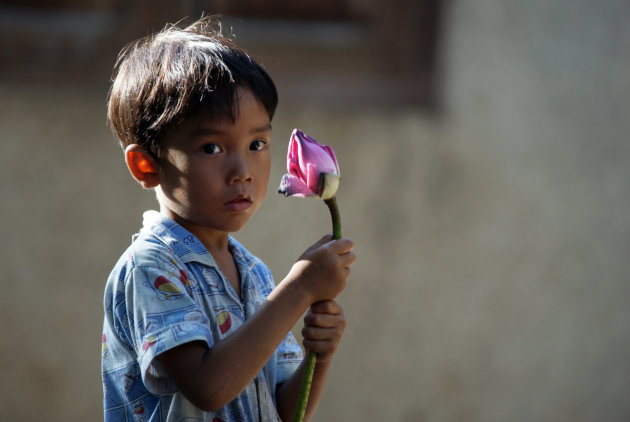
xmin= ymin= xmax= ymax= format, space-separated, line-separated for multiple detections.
xmin=1 ymin=0 xmax=629 ymax=421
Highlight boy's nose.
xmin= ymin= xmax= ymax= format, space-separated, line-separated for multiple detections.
xmin=227 ymin=155 xmax=253 ymax=184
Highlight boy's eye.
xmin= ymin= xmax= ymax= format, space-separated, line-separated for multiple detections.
xmin=250 ymin=140 xmax=267 ymax=151
xmin=203 ymin=143 xmax=222 ymax=155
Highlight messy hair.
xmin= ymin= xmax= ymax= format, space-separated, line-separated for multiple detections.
xmin=107 ymin=16 xmax=278 ymax=156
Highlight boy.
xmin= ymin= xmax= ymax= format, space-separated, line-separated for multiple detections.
xmin=101 ymin=17 xmax=356 ymax=422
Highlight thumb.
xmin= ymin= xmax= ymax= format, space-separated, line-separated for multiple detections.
xmin=300 ymin=233 xmax=334 ymax=258
xmin=312 ymin=233 xmax=334 ymax=249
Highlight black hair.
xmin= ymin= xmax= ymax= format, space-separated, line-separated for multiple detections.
xmin=107 ymin=16 xmax=278 ymax=156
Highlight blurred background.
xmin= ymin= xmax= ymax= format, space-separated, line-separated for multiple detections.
xmin=1 ymin=0 xmax=629 ymax=421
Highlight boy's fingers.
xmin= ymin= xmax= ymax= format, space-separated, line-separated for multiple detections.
xmin=302 ymin=326 xmax=342 ymax=341
xmin=341 ymin=250 xmax=356 ymax=268
xmin=327 ymin=238 xmax=354 ymax=254
xmin=304 ymin=315 xmax=345 ymax=332
xmin=314 ymin=233 xmax=334 ymax=247
xmin=301 ymin=233 xmax=333 ymax=256
xmin=305 ymin=301 xmax=346 ymax=329
xmin=310 ymin=300 xmax=342 ymax=315
xmin=303 ymin=339 xmax=337 ymax=357
xmin=299 ymin=233 xmax=334 ymax=260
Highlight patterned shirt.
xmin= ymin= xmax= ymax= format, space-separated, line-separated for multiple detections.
xmin=102 ymin=211 xmax=303 ymax=422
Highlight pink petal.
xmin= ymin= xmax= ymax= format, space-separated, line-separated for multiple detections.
xmin=305 ymin=163 xmax=322 ymax=195
xmin=277 ymin=174 xmax=316 ymax=198
xmin=287 ymin=136 xmax=303 ymax=176
xmin=322 ymin=145 xmax=340 ymax=175
xmin=292 ymin=130 xmax=338 ymax=171
xmin=282 ymin=129 xmax=340 ymax=199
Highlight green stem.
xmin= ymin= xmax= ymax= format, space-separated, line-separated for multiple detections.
xmin=293 ymin=196 xmax=342 ymax=422
xmin=293 ymin=351 xmax=317 ymax=422
xmin=324 ymin=197 xmax=342 ymax=240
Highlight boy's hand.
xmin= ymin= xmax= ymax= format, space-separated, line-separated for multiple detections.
xmin=302 ymin=300 xmax=346 ymax=362
xmin=289 ymin=234 xmax=356 ymax=304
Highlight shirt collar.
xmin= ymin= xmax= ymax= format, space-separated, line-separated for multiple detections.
xmin=139 ymin=210 xmax=259 ymax=271
xmin=228 ymin=235 xmax=260 ymax=273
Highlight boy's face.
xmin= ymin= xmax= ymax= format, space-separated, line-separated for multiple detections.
xmin=155 ymin=87 xmax=272 ymax=241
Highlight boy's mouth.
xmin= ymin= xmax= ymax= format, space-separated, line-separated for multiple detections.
xmin=224 ymin=195 xmax=252 ymax=212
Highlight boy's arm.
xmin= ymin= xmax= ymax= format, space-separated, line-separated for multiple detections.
xmin=157 ymin=236 xmax=355 ymax=412
xmin=157 ymin=280 xmax=309 ymax=411
xmin=275 ymin=300 xmax=346 ymax=422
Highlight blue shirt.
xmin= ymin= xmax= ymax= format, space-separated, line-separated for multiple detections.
xmin=102 ymin=211 xmax=303 ymax=422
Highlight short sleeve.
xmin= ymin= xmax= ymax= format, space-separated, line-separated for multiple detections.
xmin=120 ymin=264 xmax=213 ymax=394
xmin=275 ymin=331 xmax=304 ymax=386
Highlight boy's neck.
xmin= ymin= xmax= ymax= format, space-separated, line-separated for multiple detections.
xmin=160 ymin=208 xmax=230 ymax=255
xmin=159 ymin=208 xmax=241 ymax=298
xmin=174 ymin=220 xmax=241 ymax=300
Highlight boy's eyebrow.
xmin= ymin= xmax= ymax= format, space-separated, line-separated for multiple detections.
xmin=252 ymin=123 xmax=273 ymax=134
xmin=191 ymin=123 xmax=272 ymax=137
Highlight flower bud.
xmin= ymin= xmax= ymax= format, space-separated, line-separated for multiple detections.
xmin=278 ymin=129 xmax=340 ymax=199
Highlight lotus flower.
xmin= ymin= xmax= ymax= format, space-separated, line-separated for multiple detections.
xmin=278 ymin=128 xmax=343 ymax=422
xmin=278 ymin=129 xmax=340 ymax=200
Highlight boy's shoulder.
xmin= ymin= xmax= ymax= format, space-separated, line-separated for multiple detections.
xmin=107 ymin=211 xmax=194 ymax=280
xmin=128 ymin=211 xmax=215 ymax=266
xmin=119 ymin=229 xmax=176 ymax=267
xmin=106 ymin=226 xmax=177 ymax=287
xmin=109 ymin=211 xmax=267 ymax=278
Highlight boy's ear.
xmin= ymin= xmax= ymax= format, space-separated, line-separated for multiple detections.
xmin=125 ymin=144 xmax=160 ymax=189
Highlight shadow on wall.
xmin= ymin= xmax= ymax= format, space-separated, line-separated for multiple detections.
xmin=0 ymin=0 xmax=448 ymax=109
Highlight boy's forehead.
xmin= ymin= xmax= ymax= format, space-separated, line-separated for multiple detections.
xmin=187 ymin=98 xmax=272 ymax=136
xmin=190 ymin=106 xmax=231 ymax=129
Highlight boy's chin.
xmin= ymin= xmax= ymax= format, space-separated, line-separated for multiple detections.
xmin=167 ymin=212 xmax=252 ymax=237
xmin=216 ymin=217 xmax=254 ymax=234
